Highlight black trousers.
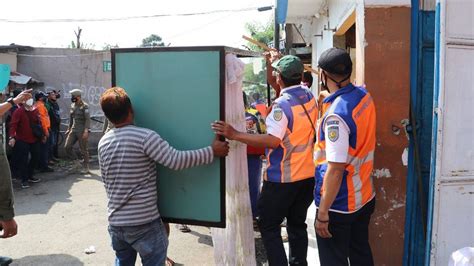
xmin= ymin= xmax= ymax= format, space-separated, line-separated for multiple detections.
xmin=316 ymin=198 xmax=376 ymax=266
xmin=257 ymin=178 xmax=315 ymax=266
xmin=39 ymin=135 xmax=49 ymax=170
xmin=11 ymin=140 xmax=40 ymax=182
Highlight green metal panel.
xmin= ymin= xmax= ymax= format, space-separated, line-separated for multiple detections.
xmin=112 ymin=48 xmax=225 ymax=227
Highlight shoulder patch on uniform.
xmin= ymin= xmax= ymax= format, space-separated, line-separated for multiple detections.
xmin=327 ymin=126 xmax=339 ymax=142
xmin=326 ymin=120 xmax=339 ymax=126
xmin=273 ymin=105 xmax=283 ymax=121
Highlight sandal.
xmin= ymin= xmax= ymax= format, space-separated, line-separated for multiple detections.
xmin=178 ymin=224 xmax=191 ymax=233
xmin=166 ymin=257 xmax=175 ymax=266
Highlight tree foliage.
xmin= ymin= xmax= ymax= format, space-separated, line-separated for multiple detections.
xmin=102 ymin=43 xmax=119 ymax=50
xmin=140 ymin=34 xmax=165 ymax=47
xmin=244 ymin=19 xmax=274 ymax=52
xmin=242 ymin=19 xmax=275 ymax=103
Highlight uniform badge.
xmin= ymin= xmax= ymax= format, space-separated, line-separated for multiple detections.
xmin=273 ymin=109 xmax=283 ymax=121
xmin=328 ymin=126 xmax=339 ymax=142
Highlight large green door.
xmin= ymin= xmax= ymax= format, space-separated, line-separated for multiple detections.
xmin=112 ymin=47 xmax=225 ymax=227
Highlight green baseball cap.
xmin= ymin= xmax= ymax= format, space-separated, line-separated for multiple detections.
xmin=271 ymin=55 xmax=304 ymax=79
xmin=69 ymin=89 xmax=82 ymax=97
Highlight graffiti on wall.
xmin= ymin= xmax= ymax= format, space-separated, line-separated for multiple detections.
xmin=45 ymin=82 xmax=107 ymax=132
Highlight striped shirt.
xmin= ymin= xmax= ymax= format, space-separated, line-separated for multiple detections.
xmin=98 ymin=125 xmax=214 ymax=226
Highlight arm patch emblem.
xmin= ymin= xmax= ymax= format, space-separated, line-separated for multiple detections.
xmin=273 ymin=108 xmax=283 ymax=121
xmin=327 ymin=126 xmax=339 ymax=142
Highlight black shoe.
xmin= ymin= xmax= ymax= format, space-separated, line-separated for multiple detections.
xmin=28 ymin=177 xmax=41 ymax=183
xmin=21 ymin=182 xmax=30 ymax=189
xmin=0 ymin=256 xmax=13 ymax=266
xmin=40 ymin=167 xmax=54 ymax=173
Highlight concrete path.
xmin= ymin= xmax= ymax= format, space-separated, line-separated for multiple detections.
xmin=2 ymin=161 xmax=321 ymax=265
xmin=2 ymin=164 xmax=214 ymax=266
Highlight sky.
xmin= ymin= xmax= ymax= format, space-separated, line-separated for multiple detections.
xmin=0 ymin=0 xmax=274 ymax=49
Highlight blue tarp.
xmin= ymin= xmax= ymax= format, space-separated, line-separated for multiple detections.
xmin=276 ymin=0 xmax=288 ymax=24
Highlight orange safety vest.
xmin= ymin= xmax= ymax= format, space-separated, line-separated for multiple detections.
xmin=36 ymin=101 xmax=50 ymax=135
xmin=254 ymin=103 xmax=267 ymax=118
xmin=314 ymin=84 xmax=376 ymax=213
xmin=266 ymin=86 xmax=318 ymax=183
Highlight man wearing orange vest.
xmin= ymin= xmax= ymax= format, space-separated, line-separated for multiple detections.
xmin=250 ymin=92 xmax=267 ymax=118
xmin=314 ymin=48 xmax=376 ymax=266
xmin=35 ymin=91 xmax=54 ymax=173
xmin=213 ymin=55 xmax=317 ymax=266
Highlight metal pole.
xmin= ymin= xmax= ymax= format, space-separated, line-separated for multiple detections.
xmin=274 ymin=6 xmax=280 ymax=51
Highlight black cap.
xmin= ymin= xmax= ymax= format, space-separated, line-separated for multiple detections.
xmin=318 ymin=48 xmax=352 ymax=75
xmin=13 ymin=89 xmax=22 ymax=97
xmin=34 ymin=91 xmax=48 ymax=100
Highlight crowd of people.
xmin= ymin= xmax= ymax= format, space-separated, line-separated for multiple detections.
xmin=3 ymin=88 xmax=90 ymax=189
xmin=1 ymin=47 xmax=377 ymax=266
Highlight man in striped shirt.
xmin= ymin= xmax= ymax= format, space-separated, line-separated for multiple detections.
xmin=98 ymin=87 xmax=229 ymax=266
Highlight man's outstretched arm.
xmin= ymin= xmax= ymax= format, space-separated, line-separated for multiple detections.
xmin=143 ymin=131 xmax=229 ymax=171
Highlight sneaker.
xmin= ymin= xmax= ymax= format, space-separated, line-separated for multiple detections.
xmin=28 ymin=177 xmax=41 ymax=183
xmin=21 ymin=182 xmax=30 ymax=189
xmin=280 ymin=218 xmax=287 ymax=227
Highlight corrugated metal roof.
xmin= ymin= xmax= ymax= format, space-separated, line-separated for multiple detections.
xmin=9 ymin=72 xmax=31 ymax=84
xmin=9 ymin=71 xmax=42 ymax=86
xmin=0 ymin=44 xmax=34 ymax=53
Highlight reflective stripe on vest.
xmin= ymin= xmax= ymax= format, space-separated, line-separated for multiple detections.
xmin=266 ymin=86 xmax=318 ymax=183
xmin=314 ymin=84 xmax=376 ymax=213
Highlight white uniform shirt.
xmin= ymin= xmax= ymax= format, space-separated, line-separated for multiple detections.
xmin=266 ymin=104 xmax=288 ymax=140
xmin=265 ymin=85 xmax=303 ymax=140
xmin=324 ymin=115 xmax=350 ymax=163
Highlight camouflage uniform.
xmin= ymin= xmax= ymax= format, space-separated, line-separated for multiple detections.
xmin=0 ymin=116 xmax=14 ymax=221
xmin=64 ymin=90 xmax=91 ymax=171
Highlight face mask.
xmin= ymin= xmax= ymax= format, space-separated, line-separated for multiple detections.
xmin=71 ymin=97 xmax=77 ymax=103
xmin=25 ymin=98 xmax=34 ymax=106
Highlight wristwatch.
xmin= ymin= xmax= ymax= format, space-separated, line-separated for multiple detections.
xmin=7 ymin=97 xmax=15 ymax=107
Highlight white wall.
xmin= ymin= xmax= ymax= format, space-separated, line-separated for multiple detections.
xmin=365 ymin=0 xmax=410 ymax=6
xmin=287 ymin=0 xmax=412 ymax=89
xmin=0 ymin=53 xmax=17 ymax=72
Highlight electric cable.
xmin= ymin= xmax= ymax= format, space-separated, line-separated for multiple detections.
xmin=0 ymin=6 xmax=270 ymax=23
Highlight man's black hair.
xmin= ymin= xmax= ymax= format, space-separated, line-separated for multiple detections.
xmin=252 ymin=92 xmax=260 ymax=101
xmin=303 ymin=71 xmax=313 ymax=88
xmin=243 ymin=91 xmax=248 ymax=108
xmin=280 ymin=75 xmax=301 ymax=87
